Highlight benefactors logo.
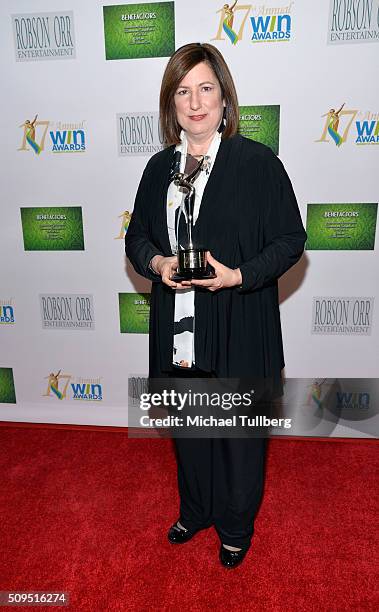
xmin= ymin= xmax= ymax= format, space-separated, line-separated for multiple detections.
xmin=18 ymin=115 xmax=86 ymax=155
xmin=212 ymin=2 xmax=294 ymax=45
xmin=103 ymin=2 xmax=175 ymax=60
xmin=0 ymin=368 xmax=17 ymax=404
xmin=20 ymin=206 xmax=85 ymax=251
xmin=119 ymin=293 xmax=150 ymax=333
xmin=39 ymin=295 xmax=95 ymax=330
xmin=238 ymin=105 xmax=280 ymax=154
xmin=121 ymin=11 xmax=157 ymax=20
xmin=312 ymin=297 xmax=374 ymax=335
xmin=0 ymin=299 xmax=15 ymax=325
xmin=43 ymin=370 xmax=103 ymax=401
xmin=12 ymin=12 xmax=76 ymax=61
xmin=117 ymin=112 xmax=164 ymax=156
xmin=327 ymin=0 xmax=379 ymax=44
xmin=316 ymin=103 xmax=379 ymax=146
xmin=305 ymin=203 xmax=377 ymax=250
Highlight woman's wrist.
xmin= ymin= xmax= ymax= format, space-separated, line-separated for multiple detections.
xmin=150 ymin=255 xmax=164 ymax=275
xmin=234 ymin=267 xmax=242 ymax=287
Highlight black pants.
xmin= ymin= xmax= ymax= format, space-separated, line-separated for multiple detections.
xmin=168 ymin=367 xmax=267 ymax=549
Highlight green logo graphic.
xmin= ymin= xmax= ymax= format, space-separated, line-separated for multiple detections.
xmin=20 ymin=206 xmax=84 ymax=251
xmin=0 ymin=368 xmax=16 ymax=404
xmin=119 ymin=292 xmax=150 ymax=333
xmin=103 ymin=2 xmax=175 ymax=60
xmin=238 ymin=105 xmax=280 ymax=154
xmin=306 ymin=203 xmax=377 ymax=250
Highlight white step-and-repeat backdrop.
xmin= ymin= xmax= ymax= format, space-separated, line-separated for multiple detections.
xmin=1 ymin=0 xmax=378 ymax=437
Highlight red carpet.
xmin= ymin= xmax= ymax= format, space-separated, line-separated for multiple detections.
xmin=0 ymin=426 xmax=377 ymax=611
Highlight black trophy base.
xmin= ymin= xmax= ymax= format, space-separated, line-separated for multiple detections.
xmin=171 ymin=248 xmax=215 ymax=282
xmin=171 ymin=268 xmax=216 ymax=282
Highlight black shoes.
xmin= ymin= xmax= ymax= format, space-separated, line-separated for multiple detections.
xmin=219 ymin=544 xmax=250 ymax=569
xmin=167 ymin=521 xmax=198 ymax=544
xmin=168 ymin=521 xmax=250 ymax=568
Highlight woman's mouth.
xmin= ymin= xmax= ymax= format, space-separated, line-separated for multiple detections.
xmin=189 ymin=114 xmax=207 ymax=121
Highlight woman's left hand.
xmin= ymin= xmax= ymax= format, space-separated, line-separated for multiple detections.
xmin=189 ymin=252 xmax=242 ymax=292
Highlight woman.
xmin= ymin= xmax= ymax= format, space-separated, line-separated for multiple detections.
xmin=125 ymin=43 xmax=307 ymax=568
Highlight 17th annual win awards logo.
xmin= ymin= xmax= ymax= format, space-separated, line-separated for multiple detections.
xmin=0 ymin=298 xmax=15 ymax=325
xmin=212 ymin=1 xmax=294 ymax=45
xmin=43 ymin=370 xmax=103 ymax=402
xmin=316 ymin=103 xmax=379 ymax=146
xmin=18 ymin=114 xmax=86 ymax=155
xmin=115 ymin=211 xmax=132 ymax=239
xmin=103 ymin=2 xmax=175 ymax=60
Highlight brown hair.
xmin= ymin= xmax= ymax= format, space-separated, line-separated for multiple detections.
xmin=159 ymin=43 xmax=239 ymax=146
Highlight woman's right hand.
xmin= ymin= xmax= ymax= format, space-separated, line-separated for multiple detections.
xmin=150 ymin=255 xmax=191 ymax=290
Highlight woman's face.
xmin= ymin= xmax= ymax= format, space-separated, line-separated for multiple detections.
xmin=174 ymin=61 xmax=225 ymax=142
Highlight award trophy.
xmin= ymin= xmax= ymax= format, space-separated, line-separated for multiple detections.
xmin=171 ymin=157 xmax=216 ymax=282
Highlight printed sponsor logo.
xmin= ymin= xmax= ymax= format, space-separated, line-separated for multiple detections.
xmin=336 ymin=391 xmax=370 ymax=410
xmin=0 ymin=368 xmax=17 ymax=404
xmin=212 ymin=2 xmax=294 ymax=45
xmin=305 ymin=203 xmax=377 ymax=250
xmin=312 ymin=297 xmax=374 ymax=335
xmin=40 ymin=295 xmax=95 ymax=330
xmin=115 ymin=211 xmax=132 ymax=239
xmin=327 ymin=0 xmax=379 ymax=44
xmin=119 ymin=293 xmax=150 ymax=333
xmin=0 ymin=299 xmax=15 ymax=325
xmin=117 ymin=112 xmax=164 ymax=156
xmin=103 ymin=2 xmax=175 ymax=60
xmin=18 ymin=115 xmax=86 ymax=155
xmin=316 ymin=103 xmax=379 ymax=146
xmin=238 ymin=105 xmax=280 ymax=154
xmin=12 ymin=11 xmax=76 ymax=61
xmin=20 ymin=206 xmax=85 ymax=251
xmin=43 ymin=370 xmax=103 ymax=401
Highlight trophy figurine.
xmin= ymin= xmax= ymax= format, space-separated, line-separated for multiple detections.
xmin=171 ymin=157 xmax=216 ymax=282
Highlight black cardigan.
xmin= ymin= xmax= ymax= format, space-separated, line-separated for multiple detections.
xmin=125 ymin=134 xmax=307 ymax=379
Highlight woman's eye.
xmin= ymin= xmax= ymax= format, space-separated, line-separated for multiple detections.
xmin=177 ymin=90 xmax=187 ymax=95
xmin=202 ymin=86 xmax=212 ymax=92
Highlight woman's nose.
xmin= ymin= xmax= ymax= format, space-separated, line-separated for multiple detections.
xmin=190 ymin=91 xmax=201 ymax=110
